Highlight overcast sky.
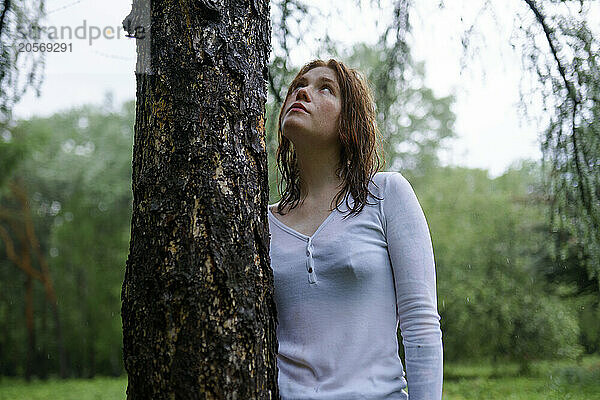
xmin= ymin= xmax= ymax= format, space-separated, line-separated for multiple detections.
xmin=13 ymin=0 xmax=597 ymax=177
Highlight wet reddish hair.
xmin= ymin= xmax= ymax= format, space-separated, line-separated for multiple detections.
xmin=274 ymin=59 xmax=386 ymax=219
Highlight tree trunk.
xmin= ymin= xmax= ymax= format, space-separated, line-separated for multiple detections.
xmin=40 ymin=297 xmax=48 ymax=379
xmin=121 ymin=0 xmax=278 ymax=398
xmin=50 ymin=303 xmax=68 ymax=378
xmin=24 ymin=274 xmax=35 ymax=381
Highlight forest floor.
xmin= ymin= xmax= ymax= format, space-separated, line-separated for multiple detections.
xmin=0 ymin=355 xmax=598 ymax=399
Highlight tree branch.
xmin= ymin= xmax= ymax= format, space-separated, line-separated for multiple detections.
xmin=0 ymin=224 xmax=43 ymax=281
xmin=0 ymin=0 xmax=11 ymax=39
xmin=523 ymin=0 xmax=580 ymax=105
xmin=9 ymin=179 xmax=59 ymax=303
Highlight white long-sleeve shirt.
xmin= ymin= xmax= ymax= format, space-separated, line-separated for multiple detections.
xmin=268 ymin=171 xmax=443 ymax=400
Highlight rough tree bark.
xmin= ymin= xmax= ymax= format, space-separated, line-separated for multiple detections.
xmin=121 ymin=0 xmax=278 ymax=398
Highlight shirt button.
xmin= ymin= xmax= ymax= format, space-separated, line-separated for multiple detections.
xmin=306 ymin=249 xmax=310 ymax=256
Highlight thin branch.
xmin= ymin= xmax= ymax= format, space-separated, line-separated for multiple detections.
xmin=524 ymin=0 xmax=599 ymax=236
xmin=570 ymin=104 xmax=600 ymax=235
xmin=0 ymin=0 xmax=11 ymax=39
xmin=523 ymin=0 xmax=580 ymax=105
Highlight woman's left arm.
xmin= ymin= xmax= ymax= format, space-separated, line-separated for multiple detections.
xmin=382 ymin=172 xmax=443 ymax=400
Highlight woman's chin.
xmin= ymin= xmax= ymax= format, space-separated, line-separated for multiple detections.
xmin=282 ymin=123 xmax=312 ymax=139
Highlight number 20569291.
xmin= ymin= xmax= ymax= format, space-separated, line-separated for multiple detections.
xmin=18 ymin=42 xmax=73 ymax=52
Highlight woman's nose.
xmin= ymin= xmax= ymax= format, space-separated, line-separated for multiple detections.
xmin=296 ymin=86 xmax=310 ymax=101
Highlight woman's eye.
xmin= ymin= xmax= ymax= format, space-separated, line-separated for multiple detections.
xmin=291 ymin=83 xmax=332 ymax=93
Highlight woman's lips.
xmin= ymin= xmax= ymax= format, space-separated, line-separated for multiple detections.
xmin=288 ymin=102 xmax=308 ymax=114
xmin=289 ymin=107 xmax=308 ymax=113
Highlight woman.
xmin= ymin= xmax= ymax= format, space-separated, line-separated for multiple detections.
xmin=268 ymin=59 xmax=443 ymax=400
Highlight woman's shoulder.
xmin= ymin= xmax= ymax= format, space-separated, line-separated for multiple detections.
xmin=371 ymin=171 xmax=417 ymax=203
xmin=372 ymin=171 xmax=400 ymax=182
xmin=371 ymin=171 xmax=408 ymax=191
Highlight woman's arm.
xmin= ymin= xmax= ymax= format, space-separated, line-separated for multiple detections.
xmin=382 ymin=172 xmax=443 ymax=400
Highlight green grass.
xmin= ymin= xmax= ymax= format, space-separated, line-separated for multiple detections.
xmin=442 ymin=356 xmax=600 ymax=400
xmin=443 ymin=376 xmax=600 ymax=400
xmin=0 ymin=377 xmax=127 ymax=400
xmin=1 ymin=356 xmax=599 ymax=400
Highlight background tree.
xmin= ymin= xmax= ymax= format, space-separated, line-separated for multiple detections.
xmin=518 ymin=0 xmax=600 ymax=291
xmin=0 ymin=0 xmax=45 ymax=127
xmin=430 ymin=0 xmax=600 ymax=288
xmin=0 ymin=179 xmax=66 ymax=380
xmin=0 ymin=101 xmax=134 ymax=378
xmin=417 ymin=162 xmax=583 ymax=372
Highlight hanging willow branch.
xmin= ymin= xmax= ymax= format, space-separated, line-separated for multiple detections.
xmin=521 ymin=0 xmax=600 ymax=284
xmin=0 ymin=0 xmax=45 ymax=127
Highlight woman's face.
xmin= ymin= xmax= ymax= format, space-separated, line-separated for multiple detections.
xmin=281 ymin=66 xmax=342 ymax=147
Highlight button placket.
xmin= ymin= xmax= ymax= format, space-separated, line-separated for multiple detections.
xmin=306 ymin=238 xmax=317 ymax=283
